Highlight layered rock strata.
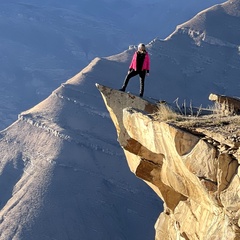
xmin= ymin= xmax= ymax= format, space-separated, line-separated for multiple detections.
xmin=96 ymin=84 xmax=240 ymax=240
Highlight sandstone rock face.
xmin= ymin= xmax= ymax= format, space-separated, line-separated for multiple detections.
xmin=97 ymin=84 xmax=240 ymax=240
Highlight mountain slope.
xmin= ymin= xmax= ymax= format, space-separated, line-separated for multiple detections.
xmin=0 ymin=0 xmax=239 ymax=239
xmin=0 ymin=66 xmax=162 ymax=240
xmin=140 ymin=0 xmax=240 ymax=106
xmin=0 ymin=0 xmax=225 ymax=129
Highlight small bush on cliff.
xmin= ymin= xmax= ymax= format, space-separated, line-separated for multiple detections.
xmin=154 ymin=100 xmax=204 ymax=123
xmin=154 ymin=103 xmax=179 ymax=121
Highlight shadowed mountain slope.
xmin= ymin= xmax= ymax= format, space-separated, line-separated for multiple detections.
xmin=0 ymin=68 xmax=162 ymax=240
xmin=0 ymin=0 xmax=225 ymax=130
xmin=106 ymin=1 xmax=240 ymax=106
xmin=0 ymin=0 xmax=240 ymax=239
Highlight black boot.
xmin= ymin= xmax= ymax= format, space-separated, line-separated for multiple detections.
xmin=119 ymin=76 xmax=131 ymax=92
xmin=119 ymin=87 xmax=125 ymax=92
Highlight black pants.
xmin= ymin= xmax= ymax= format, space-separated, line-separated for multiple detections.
xmin=121 ymin=70 xmax=146 ymax=96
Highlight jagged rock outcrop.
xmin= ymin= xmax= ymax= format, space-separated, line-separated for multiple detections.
xmin=209 ymin=93 xmax=240 ymax=115
xmin=97 ymin=84 xmax=240 ymax=240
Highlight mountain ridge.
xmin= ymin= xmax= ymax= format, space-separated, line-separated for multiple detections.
xmin=0 ymin=0 xmax=240 ymax=239
xmin=0 ymin=0 xmax=226 ymax=129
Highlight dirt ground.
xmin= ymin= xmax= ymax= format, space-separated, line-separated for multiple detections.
xmin=169 ymin=114 xmax=240 ymax=149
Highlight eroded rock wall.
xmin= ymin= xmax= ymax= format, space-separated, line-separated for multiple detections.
xmin=97 ymin=84 xmax=240 ymax=240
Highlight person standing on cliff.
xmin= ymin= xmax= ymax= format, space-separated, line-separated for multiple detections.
xmin=119 ymin=43 xmax=150 ymax=97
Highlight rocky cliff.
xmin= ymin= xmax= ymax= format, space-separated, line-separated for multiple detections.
xmin=97 ymin=84 xmax=240 ymax=240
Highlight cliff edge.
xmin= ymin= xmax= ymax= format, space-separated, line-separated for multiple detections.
xmin=96 ymin=83 xmax=240 ymax=240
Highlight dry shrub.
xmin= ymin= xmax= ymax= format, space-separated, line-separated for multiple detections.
xmin=153 ymin=100 xmax=240 ymax=132
xmin=154 ymin=103 xmax=179 ymax=121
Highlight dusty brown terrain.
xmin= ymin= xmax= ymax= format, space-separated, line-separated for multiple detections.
xmin=152 ymin=102 xmax=240 ymax=153
xmin=171 ymin=115 xmax=240 ymax=143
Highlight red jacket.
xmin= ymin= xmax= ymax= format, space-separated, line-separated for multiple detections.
xmin=129 ymin=51 xmax=150 ymax=72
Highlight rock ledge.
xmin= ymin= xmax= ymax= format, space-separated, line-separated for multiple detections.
xmin=97 ymin=84 xmax=240 ymax=240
